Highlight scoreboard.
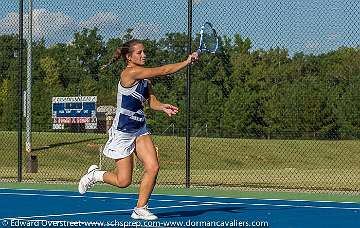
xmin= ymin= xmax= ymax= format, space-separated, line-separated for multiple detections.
xmin=52 ymin=96 xmax=97 ymax=130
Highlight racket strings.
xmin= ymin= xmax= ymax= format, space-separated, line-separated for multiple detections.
xmin=200 ymin=23 xmax=218 ymax=53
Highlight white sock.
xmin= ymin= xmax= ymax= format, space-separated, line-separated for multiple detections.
xmin=94 ymin=170 xmax=106 ymax=182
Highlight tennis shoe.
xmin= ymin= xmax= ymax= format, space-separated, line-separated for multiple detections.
xmin=78 ymin=165 xmax=99 ymax=194
xmin=131 ymin=205 xmax=158 ymax=220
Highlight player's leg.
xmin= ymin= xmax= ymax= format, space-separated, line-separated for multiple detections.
xmin=135 ymin=135 xmax=159 ymax=207
xmin=103 ymin=154 xmax=134 ymax=187
xmin=78 ymin=154 xmax=134 ymax=194
xmin=131 ymin=134 xmax=159 ymax=220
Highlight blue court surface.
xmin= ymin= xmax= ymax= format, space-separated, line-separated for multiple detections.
xmin=0 ymin=188 xmax=359 ymax=227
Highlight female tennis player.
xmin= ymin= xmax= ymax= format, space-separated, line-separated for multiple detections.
xmin=78 ymin=39 xmax=198 ymax=220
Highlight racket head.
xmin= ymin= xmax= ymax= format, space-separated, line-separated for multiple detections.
xmin=198 ymin=22 xmax=219 ymax=54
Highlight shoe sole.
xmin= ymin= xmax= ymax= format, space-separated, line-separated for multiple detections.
xmin=131 ymin=212 xmax=158 ymax=221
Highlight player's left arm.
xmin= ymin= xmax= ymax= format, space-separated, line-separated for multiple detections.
xmin=147 ymin=80 xmax=178 ymax=116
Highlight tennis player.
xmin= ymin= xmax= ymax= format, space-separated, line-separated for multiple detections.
xmin=78 ymin=39 xmax=198 ymax=220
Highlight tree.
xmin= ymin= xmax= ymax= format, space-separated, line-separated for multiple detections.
xmin=39 ymin=56 xmax=63 ymax=95
xmin=0 ymin=62 xmax=18 ymax=130
xmin=72 ymin=28 xmax=106 ymax=82
xmin=0 ymin=35 xmax=18 ymax=81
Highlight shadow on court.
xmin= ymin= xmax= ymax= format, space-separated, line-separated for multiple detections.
xmin=101 ymin=206 xmax=246 ymax=219
xmin=32 ymin=137 xmax=104 ymax=152
xmin=100 ymin=204 xmax=297 ymax=220
xmin=157 ymin=205 xmax=297 ymax=219
xmin=157 ymin=206 xmax=246 ymax=219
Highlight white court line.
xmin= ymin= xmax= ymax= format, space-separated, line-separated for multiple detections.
xmin=0 ymin=192 xmax=199 ymax=204
xmin=1 ymin=187 xmax=359 ymax=205
xmin=2 ymin=208 xmax=133 ymax=220
xmin=2 ymin=200 xmax=360 ymax=222
xmin=6 ymin=191 xmax=357 ymax=208
xmin=2 ymin=191 xmax=360 ymax=207
xmin=152 ymin=195 xmax=360 ymax=205
xmin=2 ymin=203 xmax=215 ymax=221
xmin=0 ymin=192 xmax=133 ymax=201
xmin=206 ymin=201 xmax=360 ymax=210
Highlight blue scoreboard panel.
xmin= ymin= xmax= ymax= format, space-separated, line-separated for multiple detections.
xmin=52 ymin=96 xmax=97 ymax=129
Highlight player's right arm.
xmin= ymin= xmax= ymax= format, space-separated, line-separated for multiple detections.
xmin=128 ymin=52 xmax=198 ymax=80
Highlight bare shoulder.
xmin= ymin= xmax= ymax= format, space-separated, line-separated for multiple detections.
xmin=120 ymin=68 xmax=140 ymax=87
xmin=126 ymin=66 xmax=146 ymax=74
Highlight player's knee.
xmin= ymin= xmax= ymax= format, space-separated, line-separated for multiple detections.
xmin=116 ymin=176 xmax=132 ymax=188
xmin=145 ymin=163 xmax=159 ymax=176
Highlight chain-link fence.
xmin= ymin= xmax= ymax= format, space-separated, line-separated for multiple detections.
xmin=1 ymin=0 xmax=360 ymax=193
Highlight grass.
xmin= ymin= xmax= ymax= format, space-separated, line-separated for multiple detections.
xmin=1 ymin=131 xmax=360 ymax=192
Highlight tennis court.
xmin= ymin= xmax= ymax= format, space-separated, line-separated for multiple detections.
xmin=1 ymin=187 xmax=359 ymax=227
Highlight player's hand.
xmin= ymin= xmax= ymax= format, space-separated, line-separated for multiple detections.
xmin=186 ymin=52 xmax=199 ymax=64
xmin=161 ymin=104 xmax=179 ymax=117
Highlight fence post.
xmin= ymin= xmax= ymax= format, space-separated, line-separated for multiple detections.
xmin=185 ymin=0 xmax=192 ymax=188
xmin=18 ymin=0 xmax=24 ymax=182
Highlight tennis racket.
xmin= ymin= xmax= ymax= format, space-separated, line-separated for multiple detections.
xmin=197 ymin=22 xmax=219 ymax=54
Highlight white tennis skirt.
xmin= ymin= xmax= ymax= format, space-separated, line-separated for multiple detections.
xmin=102 ymin=125 xmax=150 ymax=160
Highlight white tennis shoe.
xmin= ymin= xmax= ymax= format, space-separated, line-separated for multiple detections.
xmin=131 ymin=205 xmax=158 ymax=220
xmin=78 ymin=165 xmax=99 ymax=194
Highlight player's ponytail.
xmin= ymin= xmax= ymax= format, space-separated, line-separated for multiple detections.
xmin=101 ymin=39 xmax=142 ymax=70
xmin=101 ymin=48 xmax=121 ymax=70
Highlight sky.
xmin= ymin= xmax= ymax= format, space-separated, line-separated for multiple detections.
xmin=1 ymin=0 xmax=360 ymax=55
